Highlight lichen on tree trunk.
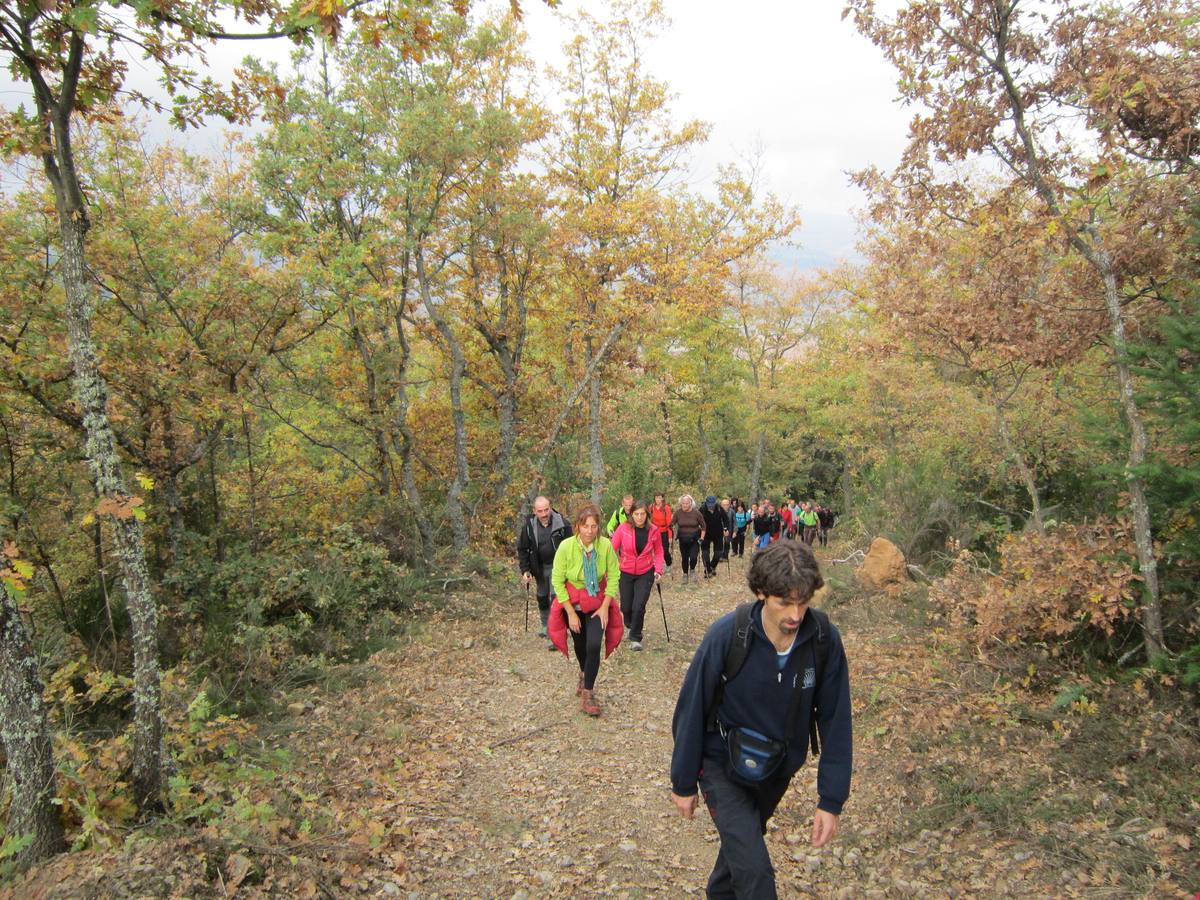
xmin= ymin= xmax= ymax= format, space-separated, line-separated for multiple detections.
xmin=0 ymin=586 xmax=66 ymax=869
xmin=57 ymin=215 xmax=164 ymax=812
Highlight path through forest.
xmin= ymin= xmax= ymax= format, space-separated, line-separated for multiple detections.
xmin=219 ymin=552 xmax=1157 ymax=898
xmin=10 ymin=550 xmax=1196 ymax=898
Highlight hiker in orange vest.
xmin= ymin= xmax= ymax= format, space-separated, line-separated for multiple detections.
xmin=650 ymin=492 xmax=674 ymax=573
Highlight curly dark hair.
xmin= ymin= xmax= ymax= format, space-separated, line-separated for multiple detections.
xmin=746 ymin=539 xmax=824 ymax=601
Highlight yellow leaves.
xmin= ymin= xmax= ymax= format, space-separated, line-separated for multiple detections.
xmin=1 ymin=539 xmax=34 ymax=594
xmin=297 ymin=0 xmax=344 ymax=37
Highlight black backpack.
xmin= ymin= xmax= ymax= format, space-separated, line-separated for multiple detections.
xmin=705 ymin=602 xmax=832 ymax=756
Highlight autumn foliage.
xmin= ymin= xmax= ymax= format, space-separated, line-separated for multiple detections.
xmin=933 ymin=521 xmax=1142 ymax=649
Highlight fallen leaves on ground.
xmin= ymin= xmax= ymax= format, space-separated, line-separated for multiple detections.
xmin=6 ymin=553 xmax=1197 ymax=897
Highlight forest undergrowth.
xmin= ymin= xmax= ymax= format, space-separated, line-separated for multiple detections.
xmin=5 ymin=549 xmax=1197 ymax=899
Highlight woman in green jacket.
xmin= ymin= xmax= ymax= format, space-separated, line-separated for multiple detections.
xmin=550 ymin=501 xmax=623 ymax=715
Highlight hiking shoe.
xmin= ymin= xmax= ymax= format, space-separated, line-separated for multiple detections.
xmin=631 ymin=641 xmax=643 ymax=651
xmin=580 ymin=688 xmax=601 ymax=716
xmin=547 ymin=640 xmax=558 ymax=652
xmin=682 ymin=573 xmax=689 ymax=585
xmin=537 ymin=625 xmax=548 ymax=638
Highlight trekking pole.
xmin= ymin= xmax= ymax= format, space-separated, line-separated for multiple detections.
xmin=656 ymin=581 xmax=671 ymax=642
xmin=524 ymin=581 xmax=530 ymax=633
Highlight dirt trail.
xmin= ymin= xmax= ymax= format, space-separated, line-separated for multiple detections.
xmin=11 ymin=551 xmax=1195 ymax=898
xmin=247 ymin=553 xmax=1010 ymax=898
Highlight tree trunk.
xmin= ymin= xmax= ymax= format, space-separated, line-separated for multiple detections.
xmin=241 ymin=409 xmax=260 ymax=551
xmin=993 ymin=403 xmax=1044 ymax=534
xmin=493 ymin=381 xmax=517 ymax=508
xmin=1096 ymin=263 xmax=1163 ymax=658
xmin=586 ymin=334 xmax=605 ymax=505
xmin=207 ymin=439 xmax=224 ymax=564
xmin=57 ymin=214 xmax=164 ymax=812
xmin=443 ymin=341 xmax=471 ymax=551
xmin=522 ymin=320 xmax=627 ymax=519
xmin=93 ymin=522 xmax=119 ymax=663
xmin=415 ymin=249 xmax=470 ymax=551
xmin=347 ymin=306 xmax=394 ymax=497
xmin=392 ymin=287 xmax=435 ymax=565
xmin=660 ymin=401 xmax=675 ymax=477
xmin=0 ymin=586 xmax=65 ymax=869
xmin=992 ymin=37 xmax=1164 ymax=659
xmin=159 ymin=414 xmax=188 ymax=567
xmin=750 ymin=431 xmax=765 ymax=502
xmin=697 ymin=417 xmax=712 ymax=488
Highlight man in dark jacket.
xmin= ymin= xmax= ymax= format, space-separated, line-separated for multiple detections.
xmin=517 ymin=496 xmax=572 ymax=645
xmin=699 ymin=495 xmax=726 ymax=578
xmin=752 ymin=499 xmax=779 ymax=551
xmin=817 ymin=506 xmax=836 ymax=547
xmin=719 ymin=497 xmax=736 ymax=561
xmin=670 ymin=540 xmax=852 ymax=898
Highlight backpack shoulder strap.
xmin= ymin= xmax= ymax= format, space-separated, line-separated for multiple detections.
xmin=705 ymin=602 xmax=755 ymax=732
xmin=807 ymin=607 xmax=831 ymax=756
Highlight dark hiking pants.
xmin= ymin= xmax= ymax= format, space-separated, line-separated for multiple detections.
xmin=679 ymin=534 xmax=701 ymax=574
xmin=731 ymin=528 xmax=747 ymax=557
xmin=660 ymin=531 xmax=673 ymax=567
xmin=701 ymin=532 xmax=724 ymax=574
xmin=619 ymin=570 xmax=654 ymax=642
xmin=699 ymin=763 xmax=792 ymax=900
xmin=535 ymin=570 xmax=553 ymax=628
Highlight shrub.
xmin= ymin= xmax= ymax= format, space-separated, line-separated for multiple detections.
xmin=166 ymin=525 xmax=425 ymax=707
xmin=932 ymin=519 xmax=1141 ymax=652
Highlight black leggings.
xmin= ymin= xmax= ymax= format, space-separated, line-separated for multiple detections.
xmin=619 ymin=570 xmax=655 ymax=642
xmin=678 ymin=533 xmax=701 ymax=574
xmin=569 ymin=608 xmax=604 ymax=690
xmin=731 ymin=527 xmax=747 ymax=557
xmin=660 ymin=531 xmax=673 ymax=567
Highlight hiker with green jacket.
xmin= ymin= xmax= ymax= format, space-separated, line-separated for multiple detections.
xmin=799 ymin=502 xmax=820 ymax=546
xmin=550 ymin=502 xmax=624 ymax=716
xmin=607 ymin=493 xmax=634 ymax=535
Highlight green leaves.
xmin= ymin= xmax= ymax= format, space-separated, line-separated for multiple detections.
xmin=66 ymin=1 xmax=100 ymax=34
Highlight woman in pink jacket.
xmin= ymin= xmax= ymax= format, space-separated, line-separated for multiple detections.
xmin=609 ymin=500 xmax=665 ymax=651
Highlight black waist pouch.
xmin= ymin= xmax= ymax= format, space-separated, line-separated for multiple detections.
xmin=723 ymin=724 xmax=786 ymax=784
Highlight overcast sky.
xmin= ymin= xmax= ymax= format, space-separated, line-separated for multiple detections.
xmin=2 ymin=1 xmax=913 ymax=270
xmin=520 ymin=0 xmax=913 ymax=270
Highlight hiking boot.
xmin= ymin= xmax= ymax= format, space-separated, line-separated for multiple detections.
xmin=682 ymin=572 xmax=689 ymax=585
xmin=631 ymin=641 xmax=643 ymax=651
xmin=580 ymin=688 xmax=601 ymax=716
xmin=576 ymin=671 xmax=585 ymax=696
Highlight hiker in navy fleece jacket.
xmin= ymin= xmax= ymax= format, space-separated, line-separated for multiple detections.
xmin=670 ymin=539 xmax=852 ymax=899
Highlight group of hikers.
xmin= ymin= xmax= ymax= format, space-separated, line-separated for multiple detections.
xmin=514 ymin=490 xmax=853 ymax=898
